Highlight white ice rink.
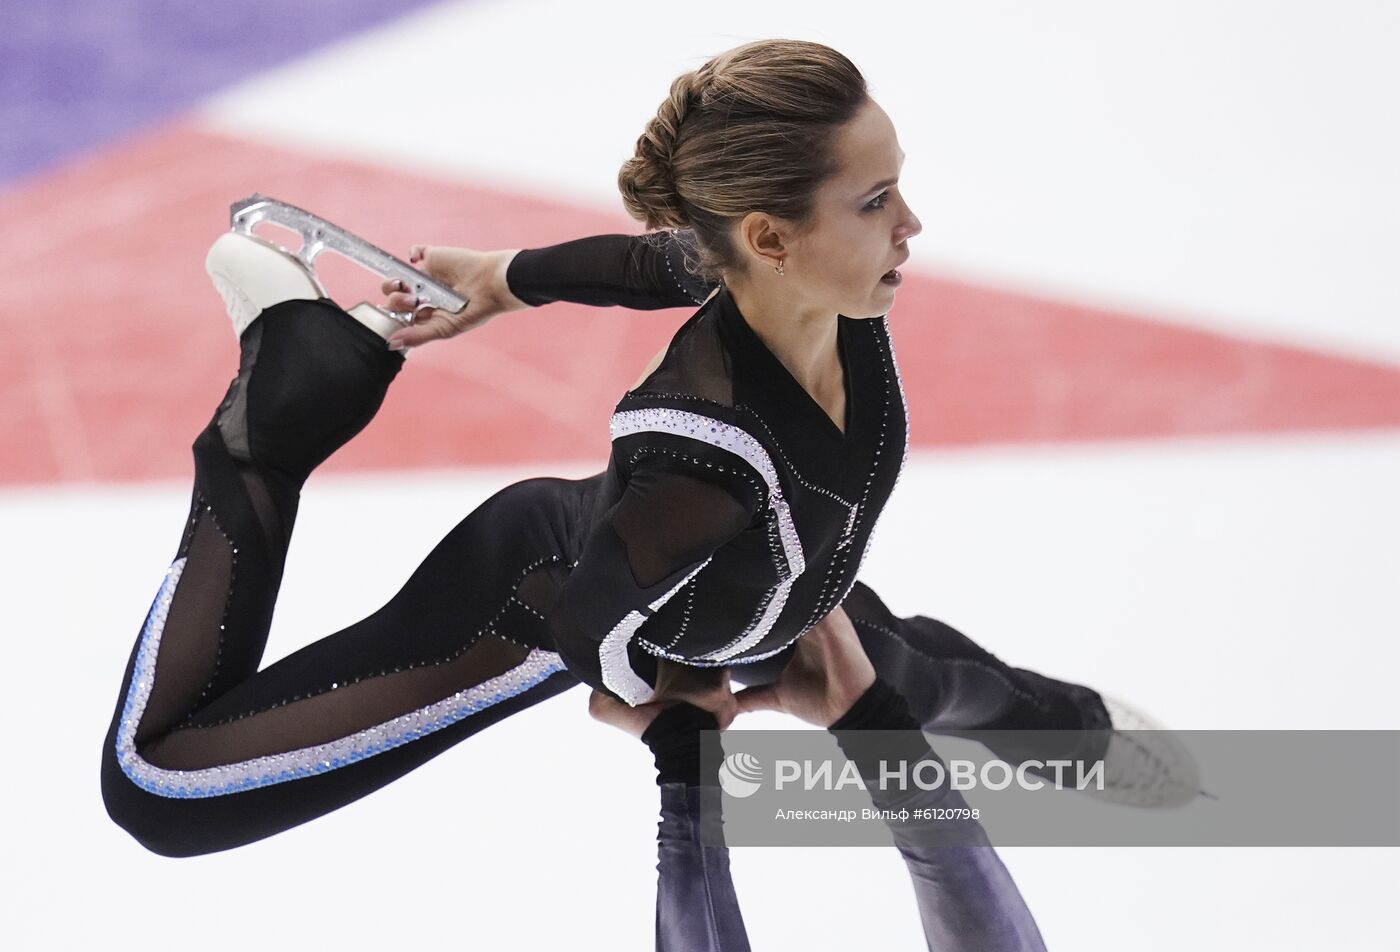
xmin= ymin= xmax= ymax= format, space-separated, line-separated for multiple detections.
xmin=10 ymin=433 xmax=1399 ymax=949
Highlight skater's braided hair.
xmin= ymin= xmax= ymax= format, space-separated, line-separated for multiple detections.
xmin=618 ymin=39 xmax=868 ymax=285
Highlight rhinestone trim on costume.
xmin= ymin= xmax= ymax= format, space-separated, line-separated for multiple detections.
xmin=609 ymin=407 xmax=807 ymax=664
xmin=114 ymin=558 xmax=566 ymax=799
xmin=850 ymin=319 xmax=911 ymax=583
xmin=599 ymin=558 xmax=712 ymax=705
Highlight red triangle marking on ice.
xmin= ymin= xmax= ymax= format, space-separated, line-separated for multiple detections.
xmin=1 ymin=121 xmax=1398 ymax=485
xmin=894 ymin=277 xmax=1400 ymax=445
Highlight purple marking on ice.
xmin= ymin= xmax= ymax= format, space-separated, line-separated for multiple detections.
xmin=0 ymin=0 xmax=448 ymax=187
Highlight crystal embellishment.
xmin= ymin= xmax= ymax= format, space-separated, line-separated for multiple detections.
xmin=599 ymin=558 xmax=712 ymax=705
xmin=115 ymin=557 xmax=566 ymax=799
xmin=609 ymin=408 xmax=807 ymax=665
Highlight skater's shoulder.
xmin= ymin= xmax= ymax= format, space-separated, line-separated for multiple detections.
xmin=609 ymin=363 xmax=772 ymax=511
xmin=618 ymin=297 xmax=741 ymax=412
xmin=607 ymin=404 xmax=772 ymax=519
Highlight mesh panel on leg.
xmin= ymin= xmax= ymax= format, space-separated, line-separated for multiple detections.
xmin=136 ymin=511 xmax=235 ymax=743
xmin=142 ymin=633 xmax=532 ymax=770
xmin=132 ymin=494 xmax=575 ymax=775
xmin=238 ymin=465 xmax=289 ymax=555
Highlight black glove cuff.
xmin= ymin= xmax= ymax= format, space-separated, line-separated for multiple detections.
xmin=641 ymin=703 xmax=719 ymax=787
xmin=828 ymin=677 xmax=919 ymax=732
xmin=828 ymin=678 xmax=932 ymax=782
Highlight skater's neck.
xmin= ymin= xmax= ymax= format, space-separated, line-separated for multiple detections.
xmin=722 ymin=279 xmax=841 ymax=400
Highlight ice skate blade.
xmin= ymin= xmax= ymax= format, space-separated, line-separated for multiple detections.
xmin=229 ymin=193 xmax=468 ymax=317
xmin=205 ymin=232 xmax=400 ymax=342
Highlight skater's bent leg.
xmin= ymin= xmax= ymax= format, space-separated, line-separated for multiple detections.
xmin=839 ymin=581 xmax=1110 ymax=750
xmin=99 ymin=301 xmax=587 ymax=856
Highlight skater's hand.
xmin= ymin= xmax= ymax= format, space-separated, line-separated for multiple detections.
xmin=646 ymin=660 xmax=740 ymax=730
xmin=380 ymin=245 xmax=530 ymax=351
xmin=588 ymin=689 xmax=673 ymax=739
xmin=734 ymin=606 xmax=876 ymax=727
xmin=588 ymin=662 xmax=738 ymax=734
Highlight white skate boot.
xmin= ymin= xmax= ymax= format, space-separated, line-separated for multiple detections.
xmin=204 ymin=194 xmax=468 ymax=342
xmin=1083 ymin=693 xmax=1209 ymax=808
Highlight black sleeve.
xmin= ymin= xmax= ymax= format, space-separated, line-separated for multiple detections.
xmin=547 ymin=446 xmax=765 ymax=704
xmin=504 ymin=230 xmax=720 ymax=310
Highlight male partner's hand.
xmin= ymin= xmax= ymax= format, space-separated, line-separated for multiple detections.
xmin=587 ymin=690 xmax=673 ymax=739
xmin=734 ymin=606 xmax=876 ymax=727
xmin=380 ymin=246 xmax=530 ymax=351
xmin=588 ymin=660 xmax=738 ymax=735
xmin=645 ymin=660 xmax=740 ymax=730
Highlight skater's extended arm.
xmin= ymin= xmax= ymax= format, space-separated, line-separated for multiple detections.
xmin=547 ymin=450 xmax=764 ymax=707
xmin=504 ymin=230 xmax=718 ymax=310
xmin=379 ymin=230 xmax=716 ymax=349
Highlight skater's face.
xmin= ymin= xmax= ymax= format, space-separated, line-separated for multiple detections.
xmin=730 ymin=97 xmax=921 ymax=320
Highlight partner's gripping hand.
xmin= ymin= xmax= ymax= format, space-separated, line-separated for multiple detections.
xmin=645 ymin=660 xmax=739 ymax=730
xmin=734 ymin=605 xmax=876 ymax=728
xmin=589 ymin=658 xmax=738 ymax=740
xmin=588 ymin=689 xmax=672 ymax=739
xmin=380 ymin=245 xmax=530 ymax=351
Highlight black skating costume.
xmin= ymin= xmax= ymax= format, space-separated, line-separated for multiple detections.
xmin=100 ymin=231 xmax=1102 ymax=939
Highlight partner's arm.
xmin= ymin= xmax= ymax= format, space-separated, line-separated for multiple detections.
xmin=828 ymin=679 xmax=1048 ymax=952
xmin=640 ymin=702 xmax=752 ymax=952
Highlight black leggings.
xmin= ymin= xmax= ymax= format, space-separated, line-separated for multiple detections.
xmin=100 ymin=298 xmax=1105 ymax=857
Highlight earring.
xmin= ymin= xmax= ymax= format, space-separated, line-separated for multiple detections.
xmin=774 ymin=260 xmax=785 ymax=276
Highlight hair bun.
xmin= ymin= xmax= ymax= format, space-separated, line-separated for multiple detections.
xmin=617 ymin=40 xmax=869 ymax=286
xmin=617 ymin=72 xmax=702 ymax=230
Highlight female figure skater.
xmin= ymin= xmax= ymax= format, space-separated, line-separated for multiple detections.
xmin=101 ymin=37 xmax=1195 ymax=946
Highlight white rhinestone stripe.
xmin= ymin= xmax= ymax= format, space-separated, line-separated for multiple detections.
xmin=831 ymin=318 xmax=911 ymax=615
xmin=610 ymin=407 xmax=806 ymax=662
xmin=852 ymin=319 xmax=911 ymax=580
xmin=885 ymin=318 xmax=912 ymax=478
xmin=600 ymin=557 xmax=711 ymax=705
xmin=696 ymin=570 xmax=798 ymax=662
xmin=115 ymin=558 xmax=566 ymax=799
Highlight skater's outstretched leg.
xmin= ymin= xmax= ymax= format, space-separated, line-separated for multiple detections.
xmin=838 ymin=581 xmax=1109 ymax=739
xmin=100 ymin=300 xmax=587 ymax=856
xmin=838 ymin=580 xmax=1203 ymax=807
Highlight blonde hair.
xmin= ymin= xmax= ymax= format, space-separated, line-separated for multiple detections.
xmin=617 ymin=39 xmax=869 ymax=284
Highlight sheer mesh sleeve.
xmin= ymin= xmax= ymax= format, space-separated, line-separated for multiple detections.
xmin=505 ymin=230 xmax=719 ymax=310
xmin=548 ymin=451 xmax=763 ymax=704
